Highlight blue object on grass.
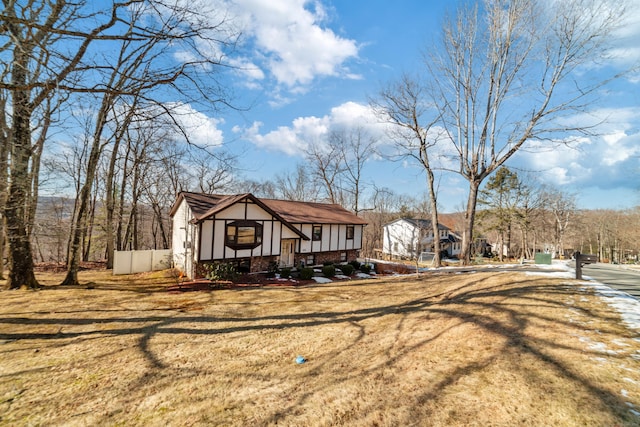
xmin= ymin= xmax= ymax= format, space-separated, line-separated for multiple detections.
xmin=295 ymin=355 xmax=306 ymax=364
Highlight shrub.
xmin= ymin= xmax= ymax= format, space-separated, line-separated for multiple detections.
xmin=300 ymin=267 xmax=314 ymax=280
xmin=360 ymin=263 xmax=371 ymax=274
xmin=266 ymin=261 xmax=279 ymax=278
xmin=205 ymin=262 xmax=239 ymax=282
xmin=279 ymin=267 xmax=291 ymax=279
xmin=322 ymin=264 xmax=336 ymax=278
xmin=338 ymin=264 xmax=354 ymax=276
xmin=349 ymin=260 xmax=361 ymax=270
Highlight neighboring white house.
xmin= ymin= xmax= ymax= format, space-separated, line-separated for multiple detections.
xmin=170 ymin=192 xmax=368 ymax=279
xmin=382 ymin=218 xmax=462 ymax=260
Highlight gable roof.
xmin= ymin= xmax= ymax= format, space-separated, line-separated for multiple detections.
xmin=261 ymin=198 xmax=368 ymax=225
xmin=170 ymin=192 xmax=368 ymax=227
xmin=169 ymin=192 xmax=245 ymax=220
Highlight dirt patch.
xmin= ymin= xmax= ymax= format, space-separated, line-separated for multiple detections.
xmin=1 ymin=269 xmax=639 ymax=426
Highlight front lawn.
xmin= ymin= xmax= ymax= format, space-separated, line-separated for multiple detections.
xmin=1 ymin=269 xmax=639 ymax=426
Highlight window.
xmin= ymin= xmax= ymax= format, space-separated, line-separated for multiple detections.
xmin=225 ymin=221 xmax=263 ymax=249
xmin=306 ymin=255 xmax=315 ymax=266
xmin=340 ymin=252 xmax=347 ymax=262
xmin=312 ymin=225 xmax=322 ymax=241
xmin=346 ymin=225 xmax=355 ymax=240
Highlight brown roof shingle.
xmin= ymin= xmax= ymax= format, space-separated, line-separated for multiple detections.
xmin=171 ymin=192 xmax=367 ymax=226
xmin=261 ymin=198 xmax=368 ymax=225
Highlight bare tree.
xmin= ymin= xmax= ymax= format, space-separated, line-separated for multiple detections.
xmin=305 ymin=138 xmax=344 ymax=204
xmin=230 ymin=179 xmax=277 ymax=198
xmin=360 ymin=186 xmax=405 ymax=258
xmin=512 ymin=175 xmax=544 ymax=259
xmin=331 ymin=127 xmax=377 ymax=215
xmin=1 ymin=1 xmax=93 ymax=288
xmin=541 ymin=186 xmax=577 ymax=258
xmin=373 ymin=74 xmax=445 ymax=267
xmin=60 ymin=2 xmax=238 ymax=286
xmin=274 ymin=165 xmax=320 ymax=202
xmin=377 ymin=0 xmax=628 ymax=266
xmin=1 ymin=1 xmax=240 ymax=288
xmin=191 ymin=151 xmax=236 ymax=194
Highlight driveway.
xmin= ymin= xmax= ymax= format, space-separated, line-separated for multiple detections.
xmin=579 ymin=262 xmax=640 ymax=299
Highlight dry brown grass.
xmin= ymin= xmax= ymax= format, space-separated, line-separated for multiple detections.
xmin=1 ymin=268 xmax=640 ymax=426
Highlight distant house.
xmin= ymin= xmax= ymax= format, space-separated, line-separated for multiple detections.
xmin=382 ymin=218 xmax=462 ymax=260
xmin=170 ymin=192 xmax=367 ymax=278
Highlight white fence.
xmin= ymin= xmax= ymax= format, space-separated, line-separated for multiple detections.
xmin=113 ymin=249 xmax=172 ymax=275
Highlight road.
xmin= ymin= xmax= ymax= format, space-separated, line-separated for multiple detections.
xmin=580 ymin=262 xmax=640 ymax=299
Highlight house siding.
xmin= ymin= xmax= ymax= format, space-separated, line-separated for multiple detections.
xmin=193 ymin=223 xmax=365 ymax=275
xmin=171 ymin=199 xmax=197 ymax=278
xmin=382 ymin=218 xmax=460 ymax=260
xmin=199 ymin=201 xmax=289 ymax=263
xmin=171 ymin=193 xmax=367 ymax=277
xmin=383 ymin=220 xmax=420 ymax=258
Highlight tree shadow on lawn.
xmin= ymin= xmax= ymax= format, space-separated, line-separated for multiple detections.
xmin=1 ymin=274 xmax=638 ymax=425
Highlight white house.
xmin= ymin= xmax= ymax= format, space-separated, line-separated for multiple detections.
xmin=382 ymin=218 xmax=462 ymax=260
xmin=170 ymin=192 xmax=367 ymax=278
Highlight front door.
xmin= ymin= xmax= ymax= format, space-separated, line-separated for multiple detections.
xmin=280 ymin=239 xmax=295 ymax=267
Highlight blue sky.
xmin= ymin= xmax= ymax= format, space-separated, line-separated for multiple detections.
xmin=175 ymin=0 xmax=640 ymax=211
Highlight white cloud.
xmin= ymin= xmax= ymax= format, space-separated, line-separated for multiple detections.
xmin=229 ymin=57 xmax=265 ymax=83
xmin=512 ymin=105 xmax=640 ymax=191
xmin=166 ymin=102 xmax=225 ymax=147
xmin=231 ymin=0 xmax=359 ymax=88
xmin=601 ymin=131 xmax=639 ymax=166
xmin=146 ymin=0 xmax=359 ymax=91
xmin=609 ymin=1 xmax=640 ymax=68
xmin=328 ymin=101 xmax=378 ymax=128
xmin=239 ymin=101 xmax=384 ymax=155
xmin=242 ymin=120 xmax=314 ymax=155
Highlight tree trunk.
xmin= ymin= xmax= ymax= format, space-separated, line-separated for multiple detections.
xmin=82 ymin=188 xmax=98 ymax=262
xmin=506 ymin=223 xmax=512 ymax=260
xmin=426 ymin=169 xmax=441 ymax=268
xmin=105 ymin=139 xmax=121 ymax=268
xmin=105 ymin=99 xmax=137 ymax=268
xmin=151 ymin=202 xmax=169 ymax=249
xmin=116 ymin=144 xmax=132 ymax=251
xmin=61 ymin=95 xmax=112 ymax=286
xmin=5 ymin=57 xmax=39 ymax=289
xmin=460 ymin=179 xmax=481 ymax=265
xmin=0 ymin=97 xmax=9 ymax=280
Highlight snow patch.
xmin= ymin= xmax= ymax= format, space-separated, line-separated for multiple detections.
xmin=588 ymin=342 xmax=618 ymax=354
xmin=582 ymin=282 xmax=640 ymax=331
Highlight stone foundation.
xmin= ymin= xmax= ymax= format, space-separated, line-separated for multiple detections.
xmin=195 ymin=250 xmax=360 ymax=277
